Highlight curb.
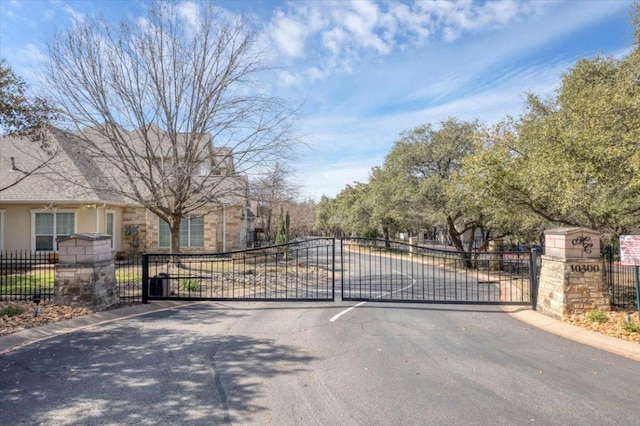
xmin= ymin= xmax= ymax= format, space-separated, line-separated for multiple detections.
xmin=503 ymin=307 xmax=640 ymax=362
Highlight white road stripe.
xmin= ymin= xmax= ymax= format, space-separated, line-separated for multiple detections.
xmin=330 ymin=270 xmax=416 ymax=322
xmin=330 ymin=301 xmax=367 ymax=322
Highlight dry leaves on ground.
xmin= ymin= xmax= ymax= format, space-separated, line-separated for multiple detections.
xmin=1 ymin=300 xmax=639 ymax=345
xmin=565 ymin=309 xmax=640 ymax=344
xmin=0 ymin=301 xmax=94 ymax=337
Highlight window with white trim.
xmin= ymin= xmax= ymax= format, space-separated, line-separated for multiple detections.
xmin=106 ymin=211 xmax=115 ymax=249
xmin=32 ymin=210 xmax=76 ymax=251
xmin=0 ymin=209 xmax=5 ymax=251
xmin=159 ymin=216 xmax=204 ymax=248
xmin=199 ymin=158 xmax=211 ymax=176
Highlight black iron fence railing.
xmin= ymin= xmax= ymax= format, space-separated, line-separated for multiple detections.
xmin=341 ymin=238 xmax=538 ymax=305
xmin=115 ymin=256 xmax=143 ymax=304
xmin=1 ymin=251 xmax=144 ymax=304
xmin=603 ymin=244 xmax=638 ymax=309
xmin=0 ymin=251 xmax=56 ymax=302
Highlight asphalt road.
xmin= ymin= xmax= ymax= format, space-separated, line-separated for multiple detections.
xmin=1 ymin=301 xmax=639 ymax=425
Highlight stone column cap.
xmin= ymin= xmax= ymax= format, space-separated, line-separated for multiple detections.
xmin=57 ymin=233 xmax=112 ymax=243
xmin=544 ymin=227 xmax=600 ymax=236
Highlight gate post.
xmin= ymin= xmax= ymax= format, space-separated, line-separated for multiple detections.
xmin=54 ymin=233 xmax=119 ymax=310
xmin=141 ymin=253 xmax=149 ymax=304
xmin=537 ymin=228 xmax=609 ymax=320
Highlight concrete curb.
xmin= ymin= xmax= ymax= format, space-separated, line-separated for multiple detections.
xmin=503 ymin=307 xmax=640 ymax=362
xmin=0 ymin=301 xmax=202 ymax=355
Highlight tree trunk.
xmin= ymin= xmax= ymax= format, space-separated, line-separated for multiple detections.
xmin=383 ymin=226 xmax=391 ymax=248
xmin=170 ymin=217 xmax=182 ymax=254
xmin=446 ymin=216 xmax=471 ymax=268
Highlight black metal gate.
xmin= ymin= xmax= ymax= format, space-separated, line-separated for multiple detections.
xmin=142 ymin=237 xmax=538 ymax=306
xmin=341 ymin=238 xmax=537 ymax=306
xmin=142 ymin=238 xmax=335 ymax=302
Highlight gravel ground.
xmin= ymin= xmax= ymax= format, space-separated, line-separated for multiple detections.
xmin=1 ymin=300 xmax=639 ymax=344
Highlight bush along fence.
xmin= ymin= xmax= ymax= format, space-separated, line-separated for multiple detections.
xmin=0 ymin=251 xmax=143 ymax=304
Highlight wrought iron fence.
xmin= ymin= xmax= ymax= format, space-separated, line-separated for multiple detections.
xmin=142 ymin=238 xmax=335 ymax=302
xmin=0 ymin=251 xmax=143 ymax=304
xmin=341 ymin=238 xmax=537 ymax=305
xmin=0 ymin=251 xmax=56 ymax=302
xmin=115 ymin=256 xmax=143 ymax=304
xmin=603 ymin=244 xmax=638 ymax=309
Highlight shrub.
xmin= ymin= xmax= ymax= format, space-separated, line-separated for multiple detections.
xmin=622 ymin=320 xmax=640 ymax=333
xmin=0 ymin=305 xmax=26 ymax=317
xmin=181 ymin=279 xmax=199 ymax=292
xmin=587 ymin=309 xmax=608 ymax=323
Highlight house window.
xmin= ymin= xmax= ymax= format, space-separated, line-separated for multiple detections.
xmin=159 ymin=216 xmax=204 ymax=248
xmin=106 ymin=212 xmax=115 ymax=249
xmin=199 ymin=159 xmax=211 ymax=176
xmin=32 ymin=211 xmax=76 ymax=251
xmin=0 ymin=209 xmax=5 ymax=251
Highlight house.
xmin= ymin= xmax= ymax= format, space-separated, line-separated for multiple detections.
xmin=0 ymin=125 xmax=252 ymax=256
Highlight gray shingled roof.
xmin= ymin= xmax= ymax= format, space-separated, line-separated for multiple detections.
xmin=0 ymin=128 xmax=126 ymax=204
xmin=1 ymin=125 xmax=246 ymax=206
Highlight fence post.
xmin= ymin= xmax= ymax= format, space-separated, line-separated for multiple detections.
xmin=141 ymin=253 xmax=149 ymax=304
xmin=340 ymin=238 xmax=344 ymax=301
xmin=332 ymin=238 xmax=336 ymax=301
xmin=529 ymin=248 xmax=539 ymax=310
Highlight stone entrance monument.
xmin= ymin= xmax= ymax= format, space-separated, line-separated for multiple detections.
xmin=537 ymin=228 xmax=609 ymax=320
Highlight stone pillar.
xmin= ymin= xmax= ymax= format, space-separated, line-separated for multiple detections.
xmin=538 ymin=228 xmax=609 ymax=320
xmin=54 ymin=233 xmax=120 ymax=311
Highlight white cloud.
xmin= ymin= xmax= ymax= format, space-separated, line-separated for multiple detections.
xmin=296 ymin=158 xmax=380 ymax=201
xmin=62 ymin=4 xmax=85 ymax=22
xmin=269 ymin=10 xmax=309 ymax=58
xmin=20 ymin=43 xmax=48 ymax=63
xmin=277 ymin=70 xmax=302 ymax=87
xmin=177 ymin=1 xmax=200 ymax=28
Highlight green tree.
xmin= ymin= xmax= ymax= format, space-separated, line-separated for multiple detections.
xmin=333 ymin=182 xmax=375 ymax=237
xmin=0 ymin=60 xmax=56 ymax=143
xmin=380 ymin=118 xmax=485 ymax=260
xmin=1 ymin=60 xmax=58 ymax=192
xmin=468 ymin=15 xmax=640 ymax=239
xmin=314 ymin=195 xmax=339 ymax=236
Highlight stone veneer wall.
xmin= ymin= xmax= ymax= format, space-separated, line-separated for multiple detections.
xmin=54 ymin=233 xmax=120 ymax=311
xmin=217 ymin=205 xmax=242 ymax=252
xmin=537 ymin=228 xmax=609 ymax=320
xmin=122 ymin=207 xmax=147 ymax=254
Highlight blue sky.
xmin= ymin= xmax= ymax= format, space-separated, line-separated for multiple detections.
xmin=0 ymin=0 xmax=636 ymax=200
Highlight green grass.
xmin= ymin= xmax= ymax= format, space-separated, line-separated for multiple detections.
xmin=0 ymin=271 xmax=55 ymax=292
xmin=587 ymin=309 xmax=609 ymax=323
xmin=0 ymin=305 xmax=26 ymax=317
xmin=622 ymin=320 xmax=640 ymax=333
xmin=181 ymin=279 xmax=199 ymax=292
xmin=115 ymin=269 xmax=142 ymax=281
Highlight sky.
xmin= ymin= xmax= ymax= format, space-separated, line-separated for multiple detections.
xmin=0 ymin=0 xmax=636 ymax=201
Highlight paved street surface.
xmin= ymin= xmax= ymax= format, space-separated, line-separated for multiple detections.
xmin=1 ymin=301 xmax=639 ymax=425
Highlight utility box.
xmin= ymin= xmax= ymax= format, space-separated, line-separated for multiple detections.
xmin=149 ymin=273 xmax=169 ymax=297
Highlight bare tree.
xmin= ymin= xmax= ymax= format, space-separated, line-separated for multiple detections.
xmin=0 ymin=60 xmax=57 ymax=192
xmin=43 ymin=1 xmax=297 ymax=253
xmin=250 ymin=162 xmax=300 ymax=243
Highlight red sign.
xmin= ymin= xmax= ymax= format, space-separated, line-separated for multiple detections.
xmin=620 ymin=235 xmax=640 ymax=266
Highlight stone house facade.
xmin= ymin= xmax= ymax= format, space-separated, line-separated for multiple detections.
xmin=0 ymin=126 xmax=253 ymax=256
